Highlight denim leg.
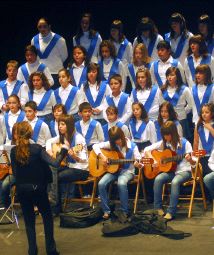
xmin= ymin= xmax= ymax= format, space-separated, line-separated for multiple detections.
xmin=48 ymin=167 xmax=59 ymax=206
xmin=98 ymin=173 xmax=117 ymax=214
xmin=167 ymin=171 xmax=192 ymax=216
xmin=154 ymin=172 xmax=174 ymax=210
xmin=204 ymin=172 xmax=214 ymax=199
xmin=117 ymin=171 xmax=134 ymax=214
xmin=1 ymin=175 xmax=15 ymax=207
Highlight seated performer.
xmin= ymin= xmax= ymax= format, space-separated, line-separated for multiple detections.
xmin=46 ymin=115 xmax=89 ymax=215
xmin=93 ymin=126 xmax=142 ymax=219
xmin=144 ymin=121 xmax=196 ymax=220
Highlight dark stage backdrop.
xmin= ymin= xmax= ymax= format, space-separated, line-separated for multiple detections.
xmin=0 ymin=0 xmax=212 ymax=79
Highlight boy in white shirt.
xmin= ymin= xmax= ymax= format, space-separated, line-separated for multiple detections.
xmin=25 ymin=101 xmax=51 ymax=147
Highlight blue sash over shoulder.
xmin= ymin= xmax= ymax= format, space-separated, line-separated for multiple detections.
xmin=33 ymin=33 xmax=61 ymax=59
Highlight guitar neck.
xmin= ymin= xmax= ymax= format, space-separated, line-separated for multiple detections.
xmin=163 ymin=154 xmax=185 ymax=164
xmin=109 ymin=159 xmax=135 ymax=165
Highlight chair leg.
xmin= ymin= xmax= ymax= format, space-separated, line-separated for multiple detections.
xmin=63 ymin=184 xmax=70 ymax=212
xmin=78 ymin=185 xmax=84 ymax=198
xmin=198 ymin=170 xmax=207 ymax=210
xmin=134 ymin=171 xmax=142 ymax=214
xmin=141 ymin=174 xmax=147 ymax=205
xmin=188 ymin=176 xmax=197 ymax=218
xmin=90 ymin=178 xmax=98 ymax=207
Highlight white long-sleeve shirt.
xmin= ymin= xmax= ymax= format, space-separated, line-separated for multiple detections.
xmin=100 ymin=91 xmax=132 ymax=124
xmin=0 ymin=115 xmax=6 ymax=145
xmin=100 ymin=58 xmax=126 ymax=91
xmin=184 ymin=54 xmax=214 ymax=88
xmin=107 ymin=119 xmax=131 ymax=139
xmin=79 ymin=82 xmax=111 ymax=119
xmin=162 ymin=85 xmax=193 ymax=120
xmin=28 ymin=117 xmax=51 ymax=147
xmin=150 ymin=56 xmax=186 ymax=86
xmin=55 ymin=84 xmax=82 ymax=115
xmin=46 ymin=133 xmax=88 ymax=170
xmin=17 ymin=60 xmax=54 ymax=86
xmin=144 ymin=138 xmax=193 ymax=174
xmin=129 ymin=119 xmax=157 ymax=144
xmin=76 ymin=118 xmax=104 ymax=145
xmin=130 ymin=87 xmax=163 ymax=121
xmin=208 ymin=149 xmax=214 ymax=170
xmin=133 ymin=34 xmax=163 ymax=62
xmin=112 ymin=39 xmax=133 ymax=67
xmin=31 ymin=31 xmax=68 ymax=74
xmin=92 ymin=138 xmax=141 ymax=174
xmin=165 ymin=31 xmax=193 ymax=66
xmin=27 ymin=87 xmax=56 ymax=116
xmin=0 ymin=79 xmax=29 ymax=109
xmin=73 ymin=31 xmax=102 ymax=63
xmin=191 ymin=84 xmax=214 ymax=124
xmin=3 ymin=110 xmax=26 ymax=144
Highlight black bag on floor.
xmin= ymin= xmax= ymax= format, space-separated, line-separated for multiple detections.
xmin=60 ymin=206 xmax=103 ymax=228
xmin=131 ymin=209 xmax=190 ymax=239
xmin=131 ymin=209 xmax=167 ymax=234
xmin=102 ymin=210 xmax=139 ymax=237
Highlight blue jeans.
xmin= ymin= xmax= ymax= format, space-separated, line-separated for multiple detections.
xmin=0 ymin=175 xmax=15 ymax=207
xmin=204 ymin=172 xmax=214 ymax=199
xmin=98 ymin=170 xmax=134 ymax=214
xmin=154 ymin=171 xmax=192 ymax=216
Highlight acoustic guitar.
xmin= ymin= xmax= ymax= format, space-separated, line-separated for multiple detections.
xmin=144 ymin=149 xmax=206 ymax=179
xmin=52 ymin=143 xmax=83 ymax=167
xmin=89 ymin=149 xmax=154 ymax=177
xmin=0 ymin=150 xmax=13 ymax=180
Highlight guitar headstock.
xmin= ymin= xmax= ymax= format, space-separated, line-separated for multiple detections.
xmin=141 ymin=157 xmax=154 ymax=165
xmin=192 ymin=150 xmax=206 ymax=157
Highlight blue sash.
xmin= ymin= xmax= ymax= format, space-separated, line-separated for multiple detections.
xmin=129 ymin=119 xmax=147 ymax=140
xmin=29 ymin=90 xmax=52 ymax=111
xmin=123 ymin=141 xmax=136 ymax=169
xmin=128 ymin=64 xmax=136 ymax=86
xmin=50 ymin=120 xmax=57 ymax=137
xmin=192 ymin=84 xmax=213 ymax=115
xmin=33 ymin=33 xmax=61 ymax=59
xmin=1 ymin=80 xmax=23 ymax=101
xmin=69 ymin=66 xmax=87 ymax=88
xmin=154 ymin=120 xmax=162 ymax=141
xmin=162 ymin=85 xmax=186 ymax=107
xmin=102 ymin=121 xmax=124 ymax=141
xmin=99 ymin=59 xmax=120 ymax=82
xmin=117 ymin=39 xmax=129 ymax=60
xmin=155 ymin=120 xmax=180 ymax=141
xmin=131 ymin=85 xmax=158 ymax=112
xmin=154 ymin=59 xmax=178 ymax=87
xmin=4 ymin=111 xmax=25 ymax=140
xmin=147 ymin=37 xmax=156 ymax=57
xmin=54 ymin=86 xmax=78 ymax=112
xmin=187 ymin=55 xmax=212 ymax=81
xmin=21 ymin=63 xmax=46 ymax=83
xmin=165 ymin=32 xmax=186 ymax=59
xmin=106 ymin=93 xmax=129 ymax=118
xmin=0 ymin=80 xmax=6 ymax=88
xmin=75 ymin=33 xmax=99 ymax=60
xmin=198 ymin=125 xmax=214 ymax=154
xmin=75 ymin=119 xmax=97 ymax=145
xmin=32 ymin=119 xmax=43 ymax=142
xmin=67 ymin=133 xmax=77 ymax=163
xmin=84 ymin=81 xmax=107 ymax=108
xmin=176 ymin=138 xmax=187 ymax=163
